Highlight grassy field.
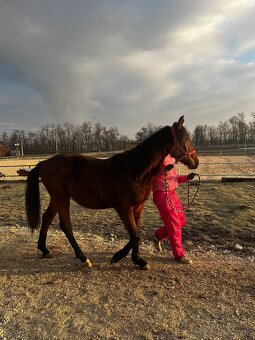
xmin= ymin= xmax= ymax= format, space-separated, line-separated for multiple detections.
xmin=0 ymin=179 xmax=254 ymax=253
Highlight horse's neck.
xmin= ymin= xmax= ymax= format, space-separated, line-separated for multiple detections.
xmin=110 ymin=126 xmax=173 ymax=182
xmin=140 ymin=153 xmax=166 ymax=183
xmin=133 ymin=131 xmax=171 ymax=181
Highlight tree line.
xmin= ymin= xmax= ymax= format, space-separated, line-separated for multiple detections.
xmin=192 ymin=112 xmax=255 ymax=147
xmin=1 ymin=112 xmax=255 ymax=155
xmin=135 ymin=112 xmax=255 ymax=148
xmin=0 ymin=121 xmax=128 ymax=155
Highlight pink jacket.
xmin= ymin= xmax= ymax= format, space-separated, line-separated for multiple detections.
xmin=152 ymin=154 xmax=188 ymax=192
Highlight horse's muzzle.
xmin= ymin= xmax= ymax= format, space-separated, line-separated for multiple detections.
xmin=185 ymin=155 xmax=199 ymax=169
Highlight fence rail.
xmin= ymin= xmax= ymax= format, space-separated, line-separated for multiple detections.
xmin=1 ymin=160 xmax=255 ymax=181
xmin=177 ymin=160 xmax=255 ymax=181
xmin=198 ymin=149 xmax=255 ymax=156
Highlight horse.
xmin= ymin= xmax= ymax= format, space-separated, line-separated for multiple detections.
xmin=25 ymin=116 xmax=199 ymax=270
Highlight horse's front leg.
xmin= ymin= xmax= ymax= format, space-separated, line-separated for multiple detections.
xmin=111 ymin=205 xmax=149 ymax=270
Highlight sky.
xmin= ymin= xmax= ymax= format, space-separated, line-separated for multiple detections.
xmin=0 ymin=0 xmax=255 ymax=138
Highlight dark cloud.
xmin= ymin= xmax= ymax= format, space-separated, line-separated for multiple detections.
xmin=0 ymin=0 xmax=254 ymax=136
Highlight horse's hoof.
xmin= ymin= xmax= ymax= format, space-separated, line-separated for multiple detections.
xmin=141 ymin=263 xmax=150 ymax=271
xmin=42 ymin=251 xmax=52 ymax=259
xmin=83 ymin=258 xmax=93 ymax=268
xmin=110 ymin=256 xmax=118 ymax=264
xmin=75 ymin=258 xmax=92 ymax=269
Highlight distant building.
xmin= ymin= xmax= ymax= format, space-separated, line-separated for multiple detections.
xmin=0 ymin=142 xmax=11 ymax=157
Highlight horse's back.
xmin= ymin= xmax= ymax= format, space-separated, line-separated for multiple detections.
xmin=40 ymin=153 xmax=107 ymax=183
xmin=39 ymin=153 xmax=115 ymax=208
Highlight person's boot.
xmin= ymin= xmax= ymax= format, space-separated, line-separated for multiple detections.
xmin=152 ymin=234 xmax=162 ymax=252
xmin=177 ymin=256 xmax=193 ymax=264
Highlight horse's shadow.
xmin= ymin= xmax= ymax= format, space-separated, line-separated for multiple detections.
xmin=0 ymin=246 xmax=157 ymax=277
xmin=0 ymin=243 xmax=179 ymax=278
xmin=0 ymin=229 xmax=186 ymax=278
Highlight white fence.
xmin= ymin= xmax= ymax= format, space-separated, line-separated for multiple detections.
xmin=177 ymin=159 xmax=255 ymax=181
xmin=198 ymin=149 xmax=255 ymax=156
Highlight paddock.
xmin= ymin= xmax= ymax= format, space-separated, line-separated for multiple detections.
xmin=0 ymin=165 xmax=254 ymax=338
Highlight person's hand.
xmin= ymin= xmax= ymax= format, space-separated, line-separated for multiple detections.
xmin=164 ymin=164 xmax=174 ymax=172
xmin=187 ymin=172 xmax=196 ymax=180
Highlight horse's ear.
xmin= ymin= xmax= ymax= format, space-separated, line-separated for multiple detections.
xmin=177 ymin=116 xmax=184 ymax=129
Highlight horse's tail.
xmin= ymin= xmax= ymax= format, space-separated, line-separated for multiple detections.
xmin=25 ymin=161 xmax=44 ymax=232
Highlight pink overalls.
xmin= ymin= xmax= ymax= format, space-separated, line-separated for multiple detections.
xmin=153 ymin=154 xmax=188 ymax=259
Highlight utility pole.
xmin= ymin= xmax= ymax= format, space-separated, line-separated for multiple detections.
xmin=20 ymin=139 xmax=24 ymax=156
xmin=14 ymin=143 xmax=20 ymax=157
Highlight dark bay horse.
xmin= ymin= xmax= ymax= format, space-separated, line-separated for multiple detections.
xmin=25 ymin=116 xmax=199 ymax=270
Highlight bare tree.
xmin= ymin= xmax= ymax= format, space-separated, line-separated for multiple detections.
xmin=218 ymin=121 xmax=230 ymax=144
xmin=135 ymin=123 xmax=161 ymax=142
xmin=228 ymin=116 xmax=239 ymax=144
xmin=93 ymin=122 xmax=103 ymax=152
xmin=248 ymin=112 xmax=255 ymax=143
xmin=192 ymin=125 xmax=208 ymax=146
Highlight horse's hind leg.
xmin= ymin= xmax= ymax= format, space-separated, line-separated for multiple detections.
xmin=131 ymin=204 xmax=149 ymax=270
xmin=58 ymin=204 xmax=92 ymax=268
xmin=38 ymin=200 xmax=57 ymax=257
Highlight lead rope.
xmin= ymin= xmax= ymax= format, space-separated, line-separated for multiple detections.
xmin=164 ymin=172 xmax=201 ymax=213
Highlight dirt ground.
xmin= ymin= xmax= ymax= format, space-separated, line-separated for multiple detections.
xmin=0 ymin=156 xmax=255 ymax=339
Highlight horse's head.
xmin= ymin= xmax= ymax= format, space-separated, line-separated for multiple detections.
xmin=170 ymin=116 xmax=199 ymax=169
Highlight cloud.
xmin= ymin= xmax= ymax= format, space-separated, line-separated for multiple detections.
xmin=0 ymin=0 xmax=255 ymax=136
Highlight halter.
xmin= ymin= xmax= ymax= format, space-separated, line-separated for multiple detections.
xmin=169 ymin=126 xmax=196 ymax=162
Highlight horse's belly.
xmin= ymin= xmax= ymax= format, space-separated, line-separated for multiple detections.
xmin=71 ymin=187 xmax=114 ymax=209
xmin=73 ymin=197 xmax=112 ymax=209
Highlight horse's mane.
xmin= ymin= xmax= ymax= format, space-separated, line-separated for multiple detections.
xmin=108 ymin=126 xmax=171 ymax=180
